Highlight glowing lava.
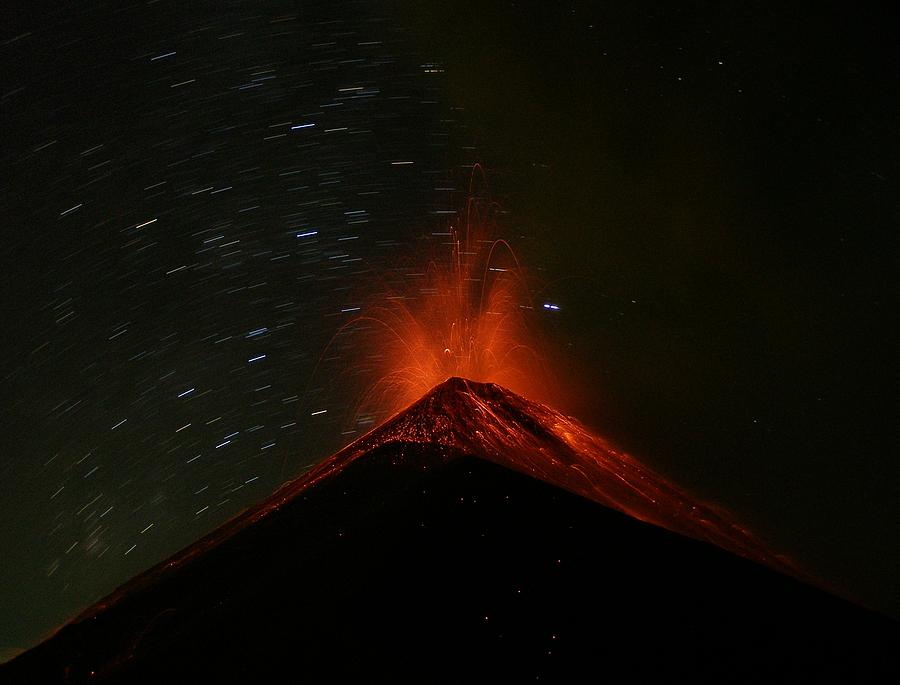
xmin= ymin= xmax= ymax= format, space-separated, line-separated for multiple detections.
xmin=318 ymin=166 xmax=555 ymax=426
xmin=323 ymin=377 xmax=799 ymax=576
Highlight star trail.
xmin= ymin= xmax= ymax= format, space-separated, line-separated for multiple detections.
xmin=1 ymin=0 xmax=477 ymax=656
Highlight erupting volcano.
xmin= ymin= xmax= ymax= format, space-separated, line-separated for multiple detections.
xmin=5 ymin=173 xmax=898 ymax=682
xmin=4 ymin=377 xmax=897 ymax=683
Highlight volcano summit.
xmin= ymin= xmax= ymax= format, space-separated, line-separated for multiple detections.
xmin=3 ymin=379 xmax=897 ymax=682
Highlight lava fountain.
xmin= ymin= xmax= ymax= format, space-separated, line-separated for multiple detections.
xmin=316 ymin=166 xmax=558 ymax=428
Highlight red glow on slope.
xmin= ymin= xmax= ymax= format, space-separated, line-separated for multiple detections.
xmin=374 ymin=377 xmax=798 ymax=575
xmin=81 ymin=377 xmax=801 ymax=624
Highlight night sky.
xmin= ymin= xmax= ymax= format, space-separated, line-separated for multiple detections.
xmin=2 ymin=0 xmax=897 ymax=660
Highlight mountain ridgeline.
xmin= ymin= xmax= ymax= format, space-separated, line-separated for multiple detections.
xmin=3 ymin=378 xmax=897 ymax=683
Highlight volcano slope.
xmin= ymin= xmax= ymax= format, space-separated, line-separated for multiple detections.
xmin=4 ymin=377 xmax=898 ymax=683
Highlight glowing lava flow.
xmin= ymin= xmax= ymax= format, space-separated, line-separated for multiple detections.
xmin=374 ymin=377 xmax=798 ymax=575
xmin=293 ymin=377 xmax=798 ymax=576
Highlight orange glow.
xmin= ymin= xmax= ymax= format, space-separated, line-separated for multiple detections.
xmin=322 ymin=165 xmax=556 ymax=425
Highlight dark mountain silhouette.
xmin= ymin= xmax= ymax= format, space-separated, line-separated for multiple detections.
xmin=3 ymin=378 xmax=898 ymax=683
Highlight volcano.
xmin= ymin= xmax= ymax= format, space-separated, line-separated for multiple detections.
xmin=4 ymin=378 xmax=898 ymax=682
